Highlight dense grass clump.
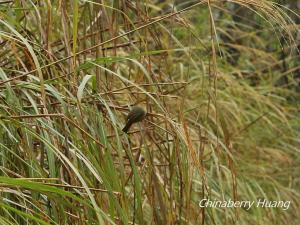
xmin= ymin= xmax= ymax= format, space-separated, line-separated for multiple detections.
xmin=0 ymin=0 xmax=299 ymax=224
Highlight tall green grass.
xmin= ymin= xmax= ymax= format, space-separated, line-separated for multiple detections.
xmin=0 ymin=0 xmax=299 ymax=224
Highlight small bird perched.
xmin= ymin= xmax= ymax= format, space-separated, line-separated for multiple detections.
xmin=122 ymin=106 xmax=146 ymax=133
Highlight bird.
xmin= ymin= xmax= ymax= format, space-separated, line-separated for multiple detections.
xmin=122 ymin=106 xmax=146 ymax=133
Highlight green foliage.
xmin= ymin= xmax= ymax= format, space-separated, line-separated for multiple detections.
xmin=0 ymin=0 xmax=299 ymax=224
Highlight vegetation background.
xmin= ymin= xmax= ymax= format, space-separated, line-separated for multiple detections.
xmin=0 ymin=0 xmax=299 ymax=224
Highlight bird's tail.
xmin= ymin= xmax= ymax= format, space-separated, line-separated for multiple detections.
xmin=122 ymin=122 xmax=132 ymax=133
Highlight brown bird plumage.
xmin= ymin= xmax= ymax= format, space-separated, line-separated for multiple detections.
xmin=122 ymin=106 xmax=146 ymax=133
